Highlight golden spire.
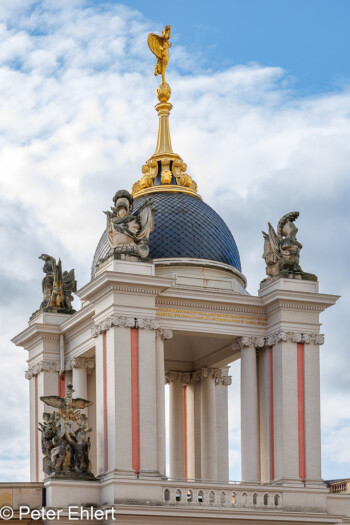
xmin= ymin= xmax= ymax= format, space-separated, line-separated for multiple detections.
xmin=132 ymin=26 xmax=199 ymax=199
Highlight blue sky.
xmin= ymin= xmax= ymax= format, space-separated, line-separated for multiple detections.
xmin=118 ymin=0 xmax=350 ymax=95
xmin=0 ymin=0 xmax=350 ymax=483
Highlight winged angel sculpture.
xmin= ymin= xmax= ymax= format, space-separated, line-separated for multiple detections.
xmin=104 ymin=189 xmax=154 ymax=259
xmin=148 ymin=25 xmax=172 ymax=84
xmin=262 ymin=211 xmax=316 ymax=282
xmin=39 ymin=384 xmax=96 ymax=479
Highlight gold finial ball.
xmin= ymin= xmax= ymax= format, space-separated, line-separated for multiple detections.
xmin=157 ymin=82 xmax=171 ymax=102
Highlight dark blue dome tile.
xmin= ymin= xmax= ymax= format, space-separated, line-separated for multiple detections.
xmin=91 ymin=192 xmax=241 ymax=277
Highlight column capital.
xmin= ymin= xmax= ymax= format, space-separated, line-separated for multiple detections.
xmin=65 ymin=357 xmax=95 ymax=373
xmin=25 ymin=360 xmax=60 ymax=380
xmin=265 ymin=331 xmax=324 ymax=347
xmin=165 ymin=367 xmax=232 ymax=386
xmin=236 ymin=336 xmax=265 ymax=350
xmin=92 ymin=315 xmax=161 ymax=337
xmin=165 ymin=371 xmax=191 ymax=385
xmin=155 ymin=328 xmax=173 ymax=340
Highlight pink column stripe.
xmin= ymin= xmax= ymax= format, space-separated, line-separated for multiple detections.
xmin=35 ymin=375 xmax=39 ymax=482
xmin=297 ymin=343 xmax=306 ymax=481
xmin=131 ymin=328 xmax=140 ymax=474
xmin=58 ymin=373 xmax=65 ymax=397
xmin=269 ymin=346 xmax=275 ymax=481
xmin=103 ymin=332 xmax=109 ymax=472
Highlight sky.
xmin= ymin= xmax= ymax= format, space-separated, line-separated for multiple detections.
xmin=0 ymin=0 xmax=350 ymax=482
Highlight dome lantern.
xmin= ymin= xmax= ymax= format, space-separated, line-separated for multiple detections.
xmin=132 ymin=26 xmax=199 ymax=200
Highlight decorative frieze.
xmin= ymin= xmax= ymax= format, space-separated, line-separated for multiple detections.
xmin=236 ymin=331 xmax=324 ymax=350
xmin=65 ymin=357 xmax=95 ymax=373
xmin=165 ymin=367 xmax=232 ymax=386
xmin=25 ymin=360 xmax=60 ymax=380
xmin=91 ymin=315 xmax=161 ymax=337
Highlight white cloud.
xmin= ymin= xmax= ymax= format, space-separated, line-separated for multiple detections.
xmin=0 ymin=0 xmax=350 ymax=482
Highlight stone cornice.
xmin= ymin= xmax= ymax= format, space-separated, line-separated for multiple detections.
xmin=91 ymin=316 xmax=161 ymax=337
xmin=236 ymin=331 xmax=325 ymax=350
xmin=25 ymin=360 xmax=60 ymax=380
xmin=165 ymin=367 xmax=232 ymax=386
xmin=77 ymin=271 xmax=173 ymax=303
xmin=156 ymin=297 xmax=265 ymax=316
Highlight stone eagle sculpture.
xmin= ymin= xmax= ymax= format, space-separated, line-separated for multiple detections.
xmin=39 ymin=384 xmax=96 ymax=480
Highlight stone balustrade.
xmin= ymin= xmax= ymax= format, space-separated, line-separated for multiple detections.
xmin=328 ymin=479 xmax=350 ymax=494
xmin=162 ymin=484 xmax=282 ymax=509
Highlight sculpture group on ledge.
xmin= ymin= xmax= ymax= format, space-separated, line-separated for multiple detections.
xmin=39 ymin=384 xmax=96 ymax=480
xmin=103 ymin=189 xmax=154 ymax=261
xmin=31 ymin=254 xmax=77 ymax=320
xmin=262 ymin=211 xmax=317 ymax=282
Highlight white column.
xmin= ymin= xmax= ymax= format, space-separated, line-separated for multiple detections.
xmin=168 ymin=372 xmax=185 ymax=479
xmin=36 ymin=369 xmax=60 ymax=481
xmin=272 ymin=339 xmax=300 ymax=485
xmin=258 ymin=347 xmax=272 ymax=482
xmin=240 ymin=338 xmax=260 ymax=482
xmin=216 ymin=367 xmax=231 ymax=482
xmin=194 ymin=380 xmax=202 ymax=480
xmin=201 ymin=369 xmax=217 ymax=481
xmin=94 ymin=325 xmax=134 ymax=477
xmin=72 ymin=363 xmax=88 ymax=414
xmin=94 ymin=334 xmax=105 ymax=477
xmin=304 ymin=341 xmax=323 ymax=485
xmin=138 ymin=328 xmax=158 ymax=478
xmin=155 ymin=333 xmax=166 ymax=477
xmin=185 ymin=382 xmax=195 ymax=480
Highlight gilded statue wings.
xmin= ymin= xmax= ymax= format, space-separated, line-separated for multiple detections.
xmin=147 ymin=26 xmax=171 ymax=79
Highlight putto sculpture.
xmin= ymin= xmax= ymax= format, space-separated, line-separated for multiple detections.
xmin=103 ymin=189 xmax=154 ymax=259
xmin=39 ymin=383 xmax=96 ymax=480
xmin=262 ymin=211 xmax=317 ymax=282
xmin=31 ymin=254 xmax=77 ymax=320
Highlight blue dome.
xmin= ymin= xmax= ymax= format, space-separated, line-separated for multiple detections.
xmin=92 ymin=192 xmax=241 ymax=277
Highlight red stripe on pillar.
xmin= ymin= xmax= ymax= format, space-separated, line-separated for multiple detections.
xmin=297 ymin=343 xmax=306 ymax=481
xmin=35 ymin=375 xmax=39 ymax=482
xmin=58 ymin=373 xmax=65 ymax=397
xmin=269 ymin=346 xmax=275 ymax=481
xmin=131 ymin=328 xmax=140 ymax=474
xmin=103 ymin=332 xmax=109 ymax=472
xmin=183 ymin=385 xmax=188 ymax=480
